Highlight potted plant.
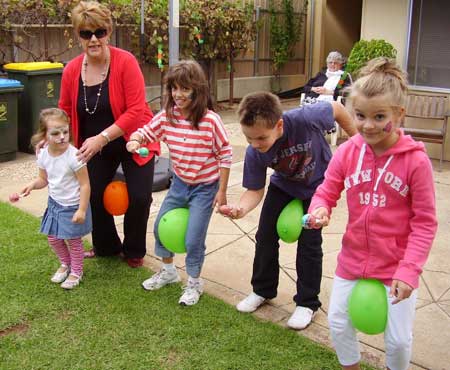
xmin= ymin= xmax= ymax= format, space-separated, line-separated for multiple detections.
xmin=345 ymin=39 xmax=397 ymax=77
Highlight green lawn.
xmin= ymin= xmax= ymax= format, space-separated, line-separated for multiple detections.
xmin=0 ymin=202 xmax=377 ymax=370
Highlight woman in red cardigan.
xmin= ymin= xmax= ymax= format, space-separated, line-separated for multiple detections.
xmin=59 ymin=1 xmax=160 ymax=267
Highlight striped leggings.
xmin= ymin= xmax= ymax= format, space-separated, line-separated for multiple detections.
xmin=48 ymin=236 xmax=84 ymax=277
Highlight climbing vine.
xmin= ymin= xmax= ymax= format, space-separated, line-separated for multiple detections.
xmin=270 ymin=0 xmax=308 ymax=90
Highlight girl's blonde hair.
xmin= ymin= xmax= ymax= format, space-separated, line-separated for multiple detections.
xmin=349 ymin=57 xmax=408 ymax=108
xmin=71 ymin=1 xmax=113 ymax=34
xmin=163 ymin=60 xmax=210 ymax=129
xmin=31 ymin=108 xmax=71 ymax=148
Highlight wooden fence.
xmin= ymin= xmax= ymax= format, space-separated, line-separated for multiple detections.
xmin=0 ymin=0 xmax=308 ymax=86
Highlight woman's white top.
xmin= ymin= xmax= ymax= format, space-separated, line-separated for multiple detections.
xmin=317 ymin=69 xmax=344 ymax=102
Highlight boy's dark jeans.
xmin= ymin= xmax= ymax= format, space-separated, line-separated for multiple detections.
xmin=252 ymin=183 xmax=323 ymax=311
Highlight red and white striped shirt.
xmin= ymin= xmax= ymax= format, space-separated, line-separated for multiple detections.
xmin=138 ymin=107 xmax=232 ymax=185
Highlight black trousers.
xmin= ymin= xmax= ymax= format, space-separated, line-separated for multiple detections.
xmin=87 ymin=138 xmax=155 ymax=258
xmin=252 ymin=183 xmax=323 ymax=311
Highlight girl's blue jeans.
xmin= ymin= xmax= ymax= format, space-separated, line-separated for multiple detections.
xmin=154 ymin=175 xmax=218 ymax=277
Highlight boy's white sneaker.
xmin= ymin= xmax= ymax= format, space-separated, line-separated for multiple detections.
xmin=142 ymin=268 xmax=181 ymax=291
xmin=287 ymin=306 xmax=317 ymax=330
xmin=51 ymin=265 xmax=70 ymax=283
xmin=179 ymin=278 xmax=204 ymax=306
xmin=236 ymin=292 xmax=266 ymax=313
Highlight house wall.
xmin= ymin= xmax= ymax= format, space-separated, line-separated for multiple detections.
xmin=361 ymin=0 xmax=450 ymax=162
xmin=324 ymin=0 xmax=362 ymax=61
xmin=309 ymin=0 xmax=327 ymax=76
xmin=360 ymin=0 xmax=410 ymax=68
xmin=309 ymin=0 xmax=362 ymax=74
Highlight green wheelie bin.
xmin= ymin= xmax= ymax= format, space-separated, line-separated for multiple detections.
xmin=0 ymin=78 xmax=24 ymax=162
xmin=3 ymin=62 xmax=64 ymax=153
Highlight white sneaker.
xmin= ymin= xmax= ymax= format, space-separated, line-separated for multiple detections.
xmin=51 ymin=265 xmax=70 ymax=283
xmin=61 ymin=274 xmax=82 ymax=290
xmin=179 ymin=278 xmax=204 ymax=306
xmin=142 ymin=268 xmax=181 ymax=291
xmin=287 ymin=306 xmax=317 ymax=330
xmin=236 ymin=292 xmax=266 ymax=313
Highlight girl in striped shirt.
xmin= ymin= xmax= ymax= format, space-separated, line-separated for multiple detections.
xmin=127 ymin=60 xmax=232 ymax=306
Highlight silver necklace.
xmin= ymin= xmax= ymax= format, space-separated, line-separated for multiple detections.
xmin=82 ymin=56 xmax=109 ymax=115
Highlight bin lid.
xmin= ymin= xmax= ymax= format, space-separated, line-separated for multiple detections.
xmin=4 ymin=62 xmax=64 ymax=71
xmin=0 ymin=78 xmax=23 ymax=88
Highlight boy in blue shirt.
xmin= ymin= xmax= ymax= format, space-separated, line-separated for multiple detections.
xmin=219 ymin=92 xmax=356 ymax=329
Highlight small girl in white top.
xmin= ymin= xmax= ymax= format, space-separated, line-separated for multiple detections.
xmin=9 ymin=108 xmax=92 ymax=289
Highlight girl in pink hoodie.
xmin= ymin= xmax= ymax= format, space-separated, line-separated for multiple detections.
xmin=308 ymin=58 xmax=437 ymax=370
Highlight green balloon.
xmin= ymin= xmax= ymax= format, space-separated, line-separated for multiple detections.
xmin=348 ymin=279 xmax=388 ymax=335
xmin=276 ymin=199 xmax=304 ymax=243
xmin=158 ymin=208 xmax=189 ymax=253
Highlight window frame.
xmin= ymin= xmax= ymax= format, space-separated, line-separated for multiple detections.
xmin=405 ymin=0 xmax=450 ymax=93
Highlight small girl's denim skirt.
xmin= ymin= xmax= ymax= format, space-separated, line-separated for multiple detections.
xmin=40 ymin=197 xmax=92 ymax=239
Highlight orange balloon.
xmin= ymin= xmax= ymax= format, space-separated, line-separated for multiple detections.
xmin=103 ymin=181 xmax=129 ymax=216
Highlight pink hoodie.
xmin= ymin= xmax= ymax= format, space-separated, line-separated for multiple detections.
xmin=309 ymin=130 xmax=437 ymax=288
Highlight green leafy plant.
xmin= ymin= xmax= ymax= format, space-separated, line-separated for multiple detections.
xmin=182 ymin=0 xmax=256 ymax=105
xmin=346 ymin=39 xmax=397 ymax=77
xmin=0 ymin=0 xmax=76 ymax=62
xmin=0 ymin=0 xmax=136 ymax=63
xmin=270 ymin=0 xmax=308 ymax=92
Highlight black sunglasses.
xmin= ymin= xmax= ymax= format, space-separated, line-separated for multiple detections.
xmin=79 ymin=28 xmax=108 ymax=40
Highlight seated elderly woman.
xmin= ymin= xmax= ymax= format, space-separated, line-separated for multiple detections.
xmin=302 ymin=51 xmax=351 ymax=103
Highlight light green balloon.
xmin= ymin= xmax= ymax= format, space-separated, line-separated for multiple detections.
xmin=158 ymin=208 xmax=189 ymax=253
xmin=348 ymin=279 xmax=388 ymax=335
xmin=276 ymin=199 xmax=304 ymax=243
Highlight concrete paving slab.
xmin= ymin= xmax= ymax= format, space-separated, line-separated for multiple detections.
xmin=440 ymin=290 xmax=450 ymax=302
xmin=200 ymin=235 xmax=256 ymax=294
xmin=412 ymin=303 xmax=450 ymax=370
xmin=421 ymin=270 xmax=450 ymax=301
xmin=439 ymin=302 xmax=450 ymax=315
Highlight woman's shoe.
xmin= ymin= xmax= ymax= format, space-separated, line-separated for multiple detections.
xmin=83 ymin=249 xmax=95 ymax=258
xmin=126 ymin=257 xmax=144 ymax=268
xmin=51 ymin=265 xmax=70 ymax=283
xmin=61 ymin=274 xmax=82 ymax=290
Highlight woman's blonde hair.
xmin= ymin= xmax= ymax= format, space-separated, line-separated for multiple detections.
xmin=163 ymin=60 xmax=210 ymax=129
xmin=71 ymin=1 xmax=113 ymax=34
xmin=349 ymin=57 xmax=408 ymax=108
xmin=31 ymin=108 xmax=71 ymax=148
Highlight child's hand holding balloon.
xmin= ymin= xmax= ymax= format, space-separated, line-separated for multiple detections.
xmin=218 ymin=204 xmax=244 ymax=219
xmin=389 ymin=279 xmax=413 ymax=304
xmin=9 ymin=193 xmax=21 ymax=203
xmin=126 ymin=139 xmax=140 ymax=153
xmin=9 ymin=186 xmax=33 ymax=203
xmin=303 ymin=207 xmax=329 ymax=229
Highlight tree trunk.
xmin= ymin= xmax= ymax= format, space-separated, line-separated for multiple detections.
xmin=198 ymin=59 xmax=217 ymax=111
xmin=43 ymin=20 xmax=48 ymax=61
xmin=229 ymin=52 xmax=234 ymax=106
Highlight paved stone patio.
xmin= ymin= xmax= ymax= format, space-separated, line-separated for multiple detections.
xmin=1 ymin=99 xmax=449 ymax=369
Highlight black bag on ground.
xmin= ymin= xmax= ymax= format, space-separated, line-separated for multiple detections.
xmin=114 ymin=156 xmax=173 ymax=192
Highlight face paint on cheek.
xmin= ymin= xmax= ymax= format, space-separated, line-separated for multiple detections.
xmin=187 ymin=92 xmax=194 ymax=100
xmin=383 ymin=121 xmax=393 ymax=133
xmin=47 ymin=126 xmax=70 ymax=144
